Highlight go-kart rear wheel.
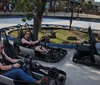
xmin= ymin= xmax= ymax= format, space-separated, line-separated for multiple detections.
xmin=82 ymin=56 xmax=95 ymax=64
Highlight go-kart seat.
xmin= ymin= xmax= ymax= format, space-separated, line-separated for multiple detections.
xmin=17 ymin=29 xmax=24 ymax=41
xmin=3 ymin=39 xmax=18 ymax=59
xmin=17 ymin=29 xmax=45 ymax=53
xmin=14 ymin=37 xmax=35 ymax=58
xmin=88 ymin=27 xmax=98 ymax=55
xmin=18 ymin=29 xmax=33 ymax=41
xmin=17 ymin=29 xmax=53 ymax=58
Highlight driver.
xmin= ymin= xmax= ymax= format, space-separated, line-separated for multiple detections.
xmin=21 ymin=30 xmax=49 ymax=54
xmin=95 ymin=34 xmax=100 ymax=55
xmin=0 ymin=42 xmax=41 ymax=84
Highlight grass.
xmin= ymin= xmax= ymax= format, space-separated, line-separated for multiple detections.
xmin=10 ymin=29 xmax=89 ymax=44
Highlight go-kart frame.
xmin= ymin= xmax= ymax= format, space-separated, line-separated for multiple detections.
xmin=0 ymin=58 xmax=66 ymax=85
xmin=72 ymin=26 xmax=99 ymax=65
xmin=0 ymin=26 xmax=67 ymax=85
xmin=10 ymin=24 xmax=67 ymax=63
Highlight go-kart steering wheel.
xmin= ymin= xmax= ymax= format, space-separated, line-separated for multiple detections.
xmin=18 ymin=58 xmax=27 ymax=66
xmin=35 ymin=37 xmax=46 ymax=46
xmin=18 ymin=53 xmax=33 ymax=67
xmin=32 ymin=62 xmax=45 ymax=71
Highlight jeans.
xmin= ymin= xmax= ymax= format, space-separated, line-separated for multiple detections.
xmin=95 ymin=43 xmax=100 ymax=55
xmin=2 ymin=68 xmax=36 ymax=83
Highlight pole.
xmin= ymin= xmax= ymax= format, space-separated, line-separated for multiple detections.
xmin=69 ymin=0 xmax=75 ymax=31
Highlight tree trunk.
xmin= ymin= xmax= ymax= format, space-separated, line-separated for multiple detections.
xmin=50 ymin=0 xmax=52 ymax=11
xmin=69 ymin=9 xmax=73 ymax=31
xmin=33 ymin=15 xmax=40 ymax=40
xmin=76 ymin=7 xmax=80 ymax=18
xmin=32 ymin=0 xmax=46 ymax=40
xmin=68 ymin=0 xmax=70 ymax=12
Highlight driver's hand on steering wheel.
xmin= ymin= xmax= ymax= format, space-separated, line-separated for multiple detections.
xmin=13 ymin=63 xmax=21 ymax=68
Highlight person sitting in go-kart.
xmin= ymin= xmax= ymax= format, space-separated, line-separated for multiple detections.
xmin=0 ymin=42 xmax=41 ymax=84
xmin=21 ymin=30 xmax=49 ymax=54
xmin=95 ymin=34 xmax=100 ymax=55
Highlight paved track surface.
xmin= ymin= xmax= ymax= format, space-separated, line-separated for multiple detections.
xmin=36 ymin=49 xmax=100 ymax=85
xmin=0 ymin=18 xmax=100 ymax=30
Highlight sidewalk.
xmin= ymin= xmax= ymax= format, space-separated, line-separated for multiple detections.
xmin=44 ymin=12 xmax=100 ymax=19
xmin=0 ymin=11 xmax=100 ymax=19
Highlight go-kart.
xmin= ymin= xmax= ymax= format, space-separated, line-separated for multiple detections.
xmin=0 ymin=54 xmax=66 ymax=85
xmin=0 ymin=27 xmax=67 ymax=63
xmin=73 ymin=26 xmax=100 ymax=65
xmin=12 ymin=24 xmax=67 ymax=62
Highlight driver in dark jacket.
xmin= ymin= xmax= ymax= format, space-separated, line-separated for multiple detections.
xmin=0 ymin=42 xmax=41 ymax=84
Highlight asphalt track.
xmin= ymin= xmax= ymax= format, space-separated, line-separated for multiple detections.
xmin=37 ymin=49 xmax=100 ymax=85
xmin=0 ymin=17 xmax=100 ymax=30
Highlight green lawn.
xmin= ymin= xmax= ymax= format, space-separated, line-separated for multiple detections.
xmin=10 ymin=29 xmax=89 ymax=44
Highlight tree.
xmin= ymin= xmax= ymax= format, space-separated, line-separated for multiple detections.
xmin=95 ymin=5 xmax=98 ymax=15
xmin=49 ymin=0 xmax=53 ymax=11
xmin=69 ymin=0 xmax=84 ymax=30
xmin=69 ymin=0 xmax=77 ymax=31
xmin=76 ymin=0 xmax=84 ymax=18
xmin=84 ymin=0 xmax=93 ymax=10
xmin=15 ymin=0 xmax=46 ymax=40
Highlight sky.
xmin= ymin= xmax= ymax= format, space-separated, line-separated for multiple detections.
xmin=95 ymin=0 xmax=100 ymax=2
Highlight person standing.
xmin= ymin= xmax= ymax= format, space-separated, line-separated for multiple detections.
xmin=4 ymin=5 xmax=7 ymax=13
xmin=95 ymin=34 xmax=100 ymax=55
xmin=8 ymin=3 xmax=12 ymax=13
xmin=45 ymin=3 xmax=49 ymax=16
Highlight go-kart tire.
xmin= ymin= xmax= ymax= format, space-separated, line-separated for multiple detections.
xmin=82 ymin=56 xmax=95 ymax=65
